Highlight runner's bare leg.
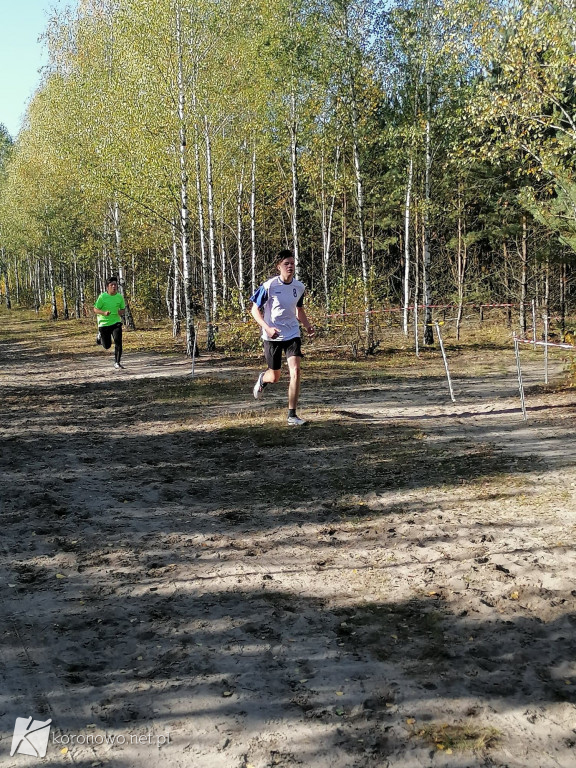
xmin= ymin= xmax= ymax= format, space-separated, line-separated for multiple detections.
xmin=287 ymin=355 xmax=301 ymax=411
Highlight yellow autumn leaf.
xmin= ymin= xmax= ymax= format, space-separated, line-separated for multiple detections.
xmin=510 ymin=591 xmax=519 ymax=600
xmin=406 ymin=717 xmax=416 ymax=725
xmin=56 ymin=573 xmax=66 ymax=579
xmin=61 ymin=747 xmax=68 ymax=754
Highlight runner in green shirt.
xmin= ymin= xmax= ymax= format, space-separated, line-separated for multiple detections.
xmin=94 ymin=276 xmax=126 ymax=369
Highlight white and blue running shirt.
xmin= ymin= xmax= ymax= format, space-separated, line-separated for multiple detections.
xmin=250 ymin=276 xmax=306 ymax=341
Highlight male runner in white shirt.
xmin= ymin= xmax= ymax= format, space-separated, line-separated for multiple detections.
xmin=250 ymin=250 xmax=314 ymax=426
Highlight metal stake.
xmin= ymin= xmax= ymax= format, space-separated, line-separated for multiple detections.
xmin=413 ymin=303 xmax=420 ymax=358
xmin=513 ymin=333 xmax=527 ymax=421
xmin=543 ymin=313 xmax=549 ymax=384
xmin=435 ymin=321 xmax=455 ymax=402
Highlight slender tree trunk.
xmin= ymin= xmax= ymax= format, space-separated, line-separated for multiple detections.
xmin=14 ymin=258 xmax=20 ymax=305
xmin=35 ymin=260 xmax=41 ymax=313
xmin=503 ymin=242 xmax=512 ymax=326
xmin=289 ymin=89 xmax=300 ymax=276
xmin=560 ymin=262 xmax=566 ymax=335
xmin=1 ymin=249 xmax=11 ymax=309
xmin=236 ymin=149 xmax=246 ymax=317
xmin=171 ymin=219 xmax=181 ymax=338
xmin=321 ymin=142 xmax=340 ymax=313
xmin=192 ymin=84 xmax=214 ymax=350
xmin=351 ymin=89 xmax=370 ymax=345
xmin=403 ymin=156 xmax=413 ymax=336
xmin=219 ymin=198 xmax=227 ymax=306
xmin=456 ymin=200 xmax=467 ymax=341
xmin=341 ymin=191 xmax=347 ymax=316
xmin=176 ymin=1 xmax=196 ymax=356
xmin=48 ymin=252 xmax=58 ymax=320
xmin=166 ymin=256 xmax=174 ymax=319
xmin=250 ymin=141 xmax=257 ymax=295
xmin=73 ymin=257 xmax=81 ymax=318
xmin=520 ymin=215 xmax=528 ymax=334
xmin=61 ymin=264 xmax=69 ymax=320
xmin=422 ymin=81 xmax=433 ymax=345
xmin=112 ymin=201 xmax=136 ymax=330
xmin=204 ymin=115 xmax=218 ymax=322
xmin=194 ymin=132 xmax=212 ymax=348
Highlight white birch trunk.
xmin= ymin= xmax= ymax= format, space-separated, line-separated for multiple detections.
xmin=250 ymin=141 xmax=257 ymax=295
xmin=192 ymin=85 xmax=214 ymax=350
xmin=47 ymin=249 xmax=57 ymax=320
xmin=351 ymin=114 xmax=370 ymax=342
xmin=403 ymin=156 xmax=413 ymax=336
xmin=289 ymin=89 xmax=300 ymax=276
xmin=204 ymin=115 xmax=218 ymax=322
xmin=321 ymin=141 xmax=340 ymax=312
xmin=422 ymin=81 xmax=433 ymax=345
xmin=112 ymin=200 xmax=135 ymax=330
xmin=171 ymin=219 xmax=181 ymax=338
xmin=237 ymin=149 xmax=246 ymax=317
xmin=219 ymin=198 xmax=227 ymax=306
xmin=175 ymin=1 xmax=195 ymax=356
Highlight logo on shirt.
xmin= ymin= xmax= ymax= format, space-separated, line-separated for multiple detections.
xmin=293 ymin=288 xmax=297 ymax=297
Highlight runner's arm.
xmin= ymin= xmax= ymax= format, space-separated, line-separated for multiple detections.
xmin=250 ymin=302 xmax=280 ymax=339
xmin=296 ymin=306 xmax=314 ymax=336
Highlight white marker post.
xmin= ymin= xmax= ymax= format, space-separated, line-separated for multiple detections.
xmin=532 ymin=300 xmax=537 ymax=348
xmin=513 ymin=333 xmax=527 ymax=421
xmin=414 ymin=303 xmax=420 ymax=358
xmin=543 ymin=313 xmax=549 ymax=384
xmin=434 ymin=321 xmax=455 ymax=402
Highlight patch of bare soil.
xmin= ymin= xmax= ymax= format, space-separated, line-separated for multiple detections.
xmin=2 ymin=314 xmax=576 ymax=768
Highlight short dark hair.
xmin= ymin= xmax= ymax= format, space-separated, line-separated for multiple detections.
xmin=276 ymin=249 xmax=294 ymax=264
xmin=106 ymin=275 xmax=119 ymax=286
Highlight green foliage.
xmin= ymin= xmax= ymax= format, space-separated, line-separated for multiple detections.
xmin=1 ymin=0 xmax=575 ymax=330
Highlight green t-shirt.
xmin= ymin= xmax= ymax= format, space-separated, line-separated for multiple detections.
xmin=94 ymin=292 xmax=126 ymax=327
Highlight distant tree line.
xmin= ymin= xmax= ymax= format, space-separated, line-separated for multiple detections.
xmin=1 ymin=0 xmax=575 ymax=352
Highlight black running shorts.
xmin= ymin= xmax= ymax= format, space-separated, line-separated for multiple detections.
xmin=263 ymin=337 xmax=302 ymax=370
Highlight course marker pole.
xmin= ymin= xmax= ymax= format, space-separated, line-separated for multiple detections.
xmin=513 ymin=333 xmax=527 ymax=421
xmin=414 ymin=303 xmax=420 ymax=358
xmin=532 ymin=300 xmax=537 ymax=348
xmin=543 ymin=313 xmax=549 ymax=384
xmin=435 ymin=321 xmax=455 ymax=402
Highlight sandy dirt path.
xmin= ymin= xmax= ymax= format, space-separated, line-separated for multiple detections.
xmin=2 ymin=317 xmax=576 ymax=768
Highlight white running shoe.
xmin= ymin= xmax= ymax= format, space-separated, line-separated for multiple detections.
xmin=114 ymin=362 xmax=125 ymax=369
xmin=287 ymin=415 xmax=306 ymax=426
xmin=253 ymin=372 xmax=266 ymax=399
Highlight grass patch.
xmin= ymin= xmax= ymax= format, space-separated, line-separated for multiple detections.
xmin=415 ymin=722 xmax=501 ymax=753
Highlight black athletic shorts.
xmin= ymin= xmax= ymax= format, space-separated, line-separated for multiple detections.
xmin=263 ymin=337 xmax=302 ymax=370
xmin=98 ymin=322 xmax=123 ymax=349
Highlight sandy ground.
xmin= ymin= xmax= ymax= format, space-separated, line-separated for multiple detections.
xmin=2 ymin=316 xmax=576 ymax=768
